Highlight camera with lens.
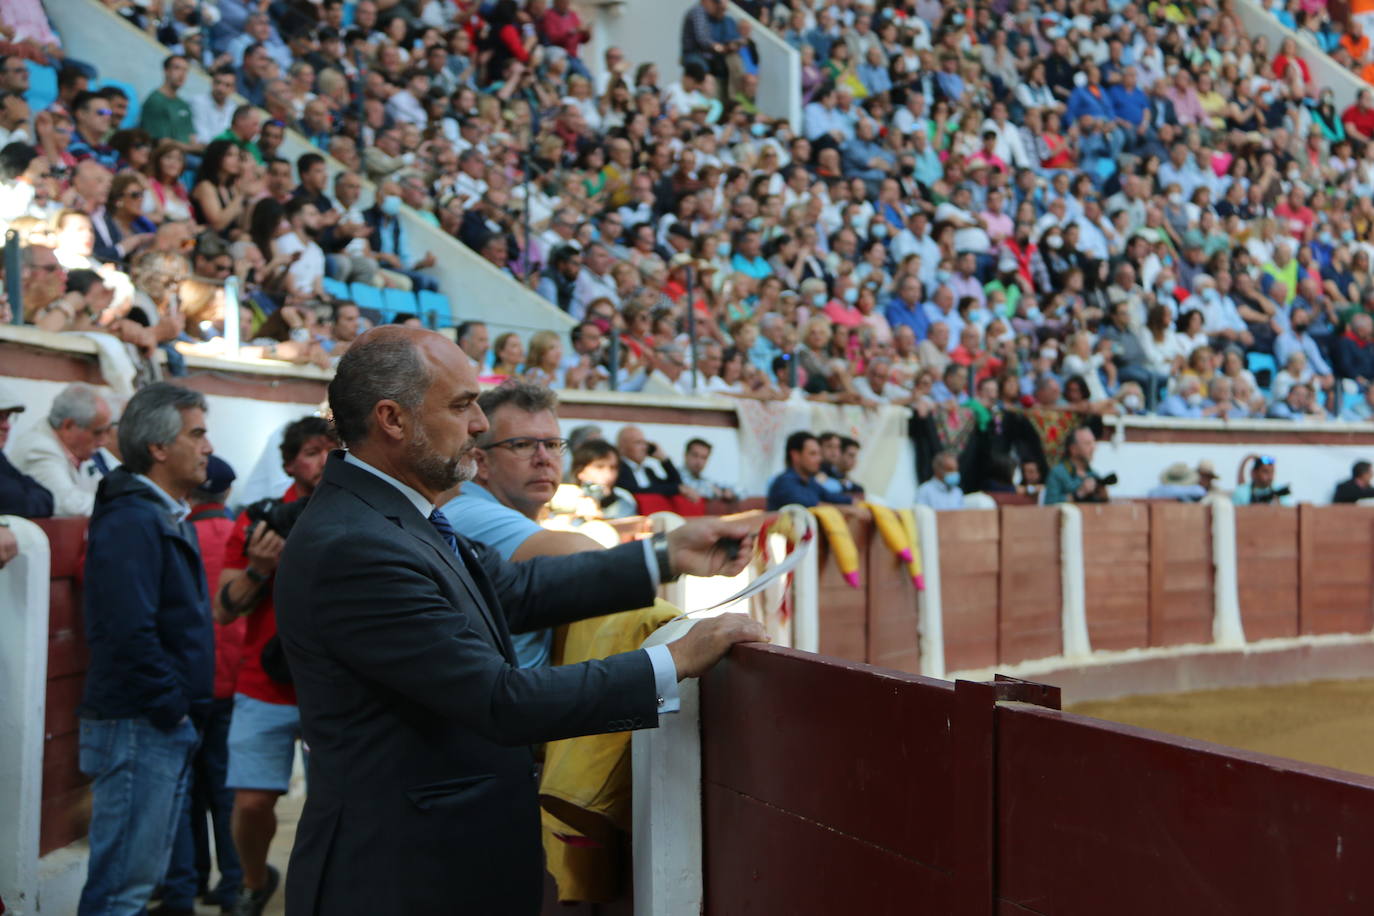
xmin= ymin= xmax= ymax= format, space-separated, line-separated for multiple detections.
xmin=1098 ymin=472 xmax=1119 ymax=486
xmin=241 ymin=497 xmax=309 ymax=554
xmin=1253 ymin=485 xmax=1292 ymax=504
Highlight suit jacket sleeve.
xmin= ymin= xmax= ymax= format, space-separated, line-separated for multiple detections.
xmin=466 ymin=537 xmax=656 ymax=636
xmin=0 ymin=455 xmax=54 ymax=518
xmin=287 ymin=532 xmax=659 ymax=747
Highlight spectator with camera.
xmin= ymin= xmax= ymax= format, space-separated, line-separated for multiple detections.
xmin=1044 ymin=427 xmax=1113 ymax=505
xmin=1231 ymin=455 xmax=1294 ymax=506
xmin=78 ymin=384 xmax=214 ymax=915
xmin=213 ymin=416 xmax=338 ymax=916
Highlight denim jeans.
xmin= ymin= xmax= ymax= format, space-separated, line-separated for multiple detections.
xmin=77 ymin=717 xmax=199 ymax=916
xmin=164 ymin=698 xmax=240 ymax=908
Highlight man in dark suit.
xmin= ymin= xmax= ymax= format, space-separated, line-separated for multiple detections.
xmin=614 ymin=424 xmax=704 ymax=515
xmin=1333 ymin=460 xmax=1374 ymax=503
xmin=274 ymin=327 xmax=764 ymax=914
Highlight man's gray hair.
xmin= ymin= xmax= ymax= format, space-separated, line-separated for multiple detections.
xmin=328 ymin=332 xmax=432 ymax=447
xmin=474 ymin=381 xmax=559 ymax=447
xmin=48 ymin=382 xmax=106 ymax=430
xmin=118 ymin=383 xmax=207 ymax=475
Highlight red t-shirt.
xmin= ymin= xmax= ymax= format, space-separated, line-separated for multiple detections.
xmin=222 ymin=484 xmax=301 ymax=706
xmin=191 ymin=503 xmax=246 ymax=700
xmin=1342 ymin=103 xmax=1374 ymax=139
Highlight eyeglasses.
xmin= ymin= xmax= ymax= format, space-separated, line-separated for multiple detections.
xmin=96 ymin=108 xmax=113 ymax=116
xmin=484 ymin=436 xmax=569 ymax=458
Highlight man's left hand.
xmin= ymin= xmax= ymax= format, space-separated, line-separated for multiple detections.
xmin=666 ymin=515 xmax=768 ymax=578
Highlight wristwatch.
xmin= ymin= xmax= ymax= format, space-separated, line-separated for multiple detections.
xmin=651 ymin=532 xmax=679 ymax=583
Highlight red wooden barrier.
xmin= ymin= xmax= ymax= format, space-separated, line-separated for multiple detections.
xmin=1079 ymin=503 xmax=1150 ymax=651
xmin=1299 ymin=505 xmax=1374 ymax=635
xmin=1147 ymin=502 xmax=1213 ymax=646
xmin=701 ymin=646 xmax=956 ymax=913
xmin=1234 ymin=504 xmax=1300 ymax=640
xmin=865 ymin=522 xmax=921 ymax=674
xmin=33 ymin=517 xmax=91 ymax=856
xmin=813 ymin=513 xmax=870 ymax=663
xmin=700 ymin=645 xmax=1374 ymax=914
xmin=997 ymin=506 xmax=1061 ymax=665
xmin=938 ymin=511 xmax=1000 ymax=672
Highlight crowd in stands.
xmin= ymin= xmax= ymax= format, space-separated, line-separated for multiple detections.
xmin=9 ymin=0 xmax=1374 ymax=483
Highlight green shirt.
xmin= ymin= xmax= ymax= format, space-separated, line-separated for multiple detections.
xmin=213 ymin=129 xmax=264 ymax=164
xmin=1045 ymin=461 xmax=1093 ymax=505
xmin=141 ymin=89 xmax=194 ymax=143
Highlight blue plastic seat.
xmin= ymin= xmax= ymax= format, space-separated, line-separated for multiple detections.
xmin=1344 ymin=388 xmax=1364 ymax=415
xmin=322 ymin=277 xmax=351 ymax=301
xmin=91 ymin=78 xmax=141 ymax=129
xmin=1246 ymin=351 xmax=1277 ymax=393
xmin=382 ymin=287 xmax=418 ymax=322
xmin=25 ymin=62 xmax=57 ymax=114
xmin=348 ymin=283 xmax=386 ymax=324
xmin=417 ymin=290 xmax=453 ymax=329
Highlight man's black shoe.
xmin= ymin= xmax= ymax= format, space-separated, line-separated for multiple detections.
xmin=147 ymin=905 xmax=195 ymax=916
xmin=231 ymin=865 xmax=280 ymax=916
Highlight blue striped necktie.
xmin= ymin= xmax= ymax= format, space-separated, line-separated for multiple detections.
xmin=428 ymin=508 xmax=459 ymax=554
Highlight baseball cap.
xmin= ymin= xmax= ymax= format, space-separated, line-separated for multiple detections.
xmin=198 ymin=455 xmax=237 ymax=495
xmin=0 ymin=382 xmax=26 ymax=413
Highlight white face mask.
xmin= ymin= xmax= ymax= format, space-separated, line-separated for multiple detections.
xmin=1123 ymin=393 xmax=1143 ymax=409
xmin=1186 ymin=392 xmax=1204 ymax=407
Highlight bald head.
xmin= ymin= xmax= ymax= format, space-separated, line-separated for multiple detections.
xmin=617 ymin=425 xmax=649 ymax=464
xmin=329 ymin=327 xmax=488 ymax=500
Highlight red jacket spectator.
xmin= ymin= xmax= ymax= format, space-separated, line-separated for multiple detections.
xmin=539 ymin=0 xmax=590 ymax=58
xmin=190 ymin=500 xmax=246 ymax=698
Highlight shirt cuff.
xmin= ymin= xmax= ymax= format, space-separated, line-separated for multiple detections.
xmin=644 ymin=644 xmax=681 ymax=715
xmin=642 ymin=537 xmax=661 ymax=589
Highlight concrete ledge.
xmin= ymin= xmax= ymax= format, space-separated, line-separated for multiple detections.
xmin=951 ymin=633 xmax=1374 ymax=704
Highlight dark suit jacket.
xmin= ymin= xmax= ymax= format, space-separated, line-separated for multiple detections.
xmin=616 ymin=456 xmax=684 ymax=496
xmin=274 ymin=454 xmax=659 ymax=915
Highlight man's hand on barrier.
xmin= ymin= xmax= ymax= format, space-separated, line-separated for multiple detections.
xmin=666 ymin=613 xmax=770 ymax=681
xmin=0 ymin=527 xmax=18 ymax=569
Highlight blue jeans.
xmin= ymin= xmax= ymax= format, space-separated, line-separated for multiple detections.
xmin=77 ymin=717 xmax=199 ymax=916
xmin=164 ymin=698 xmax=241 ymax=908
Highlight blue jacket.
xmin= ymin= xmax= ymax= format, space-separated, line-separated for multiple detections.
xmin=766 ymin=468 xmax=854 ymax=510
xmin=1066 ymin=84 xmax=1114 ymax=125
xmin=80 ymin=468 xmax=214 ymax=730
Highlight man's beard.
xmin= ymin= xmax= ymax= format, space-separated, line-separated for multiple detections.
xmin=408 ymin=424 xmax=477 ymax=492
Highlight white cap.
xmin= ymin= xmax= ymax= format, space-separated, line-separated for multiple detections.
xmin=0 ymin=382 xmax=25 ymax=413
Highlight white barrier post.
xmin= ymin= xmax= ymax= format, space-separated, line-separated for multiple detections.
xmin=632 ymin=618 xmax=704 ymax=916
xmin=912 ymin=505 xmax=946 ymax=679
xmin=0 ymin=518 xmax=51 ymax=913
xmin=1057 ymin=504 xmax=1092 ymax=659
xmin=1210 ymin=498 xmax=1247 ymax=648
xmin=790 ymin=509 xmax=820 ymax=653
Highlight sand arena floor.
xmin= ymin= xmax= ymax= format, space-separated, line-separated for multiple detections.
xmin=1069 ymin=678 xmax=1374 ymax=778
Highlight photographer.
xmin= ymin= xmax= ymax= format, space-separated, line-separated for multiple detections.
xmin=1231 ymin=454 xmax=1294 ymax=506
xmin=212 ymin=416 xmax=338 ymax=916
xmin=1045 ymin=426 xmax=1114 ymax=505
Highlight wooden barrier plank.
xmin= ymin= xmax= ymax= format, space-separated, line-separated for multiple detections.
xmin=39 ymin=786 xmax=91 ymax=857
xmin=997 ymin=507 xmax=1062 ymax=665
xmin=33 ymin=517 xmax=87 ymax=579
xmin=44 ymin=674 xmax=84 ymax=739
xmin=704 ymin=788 xmax=949 ymax=914
xmin=1234 ymin=505 xmax=1300 ymax=640
xmin=1148 ymin=503 xmax=1213 ymax=647
xmin=994 ymin=704 xmax=1374 ymax=914
xmin=1300 ymin=505 xmax=1374 ymax=636
xmin=939 ymin=511 xmax=1001 ymax=672
xmin=865 ymin=529 xmax=920 ymax=674
xmin=701 ymin=645 xmax=956 ymax=873
xmin=1081 ymin=504 xmax=1150 ymax=651
xmin=815 ymin=514 xmax=870 ymax=663
xmin=42 ymin=730 xmax=87 ymax=797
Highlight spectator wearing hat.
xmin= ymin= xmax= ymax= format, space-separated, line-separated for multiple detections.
xmin=11 ymin=382 xmax=114 ymax=517
xmin=162 ymin=454 xmax=244 ymax=913
xmin=0 ymin=383 xmax=55 ymax=518
xmin=1333 ymin=461 xmax=1374 ymax=503
xmin=1147 ymin=462 xmax=1208 ymax=501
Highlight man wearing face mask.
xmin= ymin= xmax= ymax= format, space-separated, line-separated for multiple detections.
xmin=365 ymin=179 xmax=439 ymax=292
xmin=916 ymin=450 xmax=965 ymax=510
xmin=1157 ymin=375 xmax=1214 ymax=419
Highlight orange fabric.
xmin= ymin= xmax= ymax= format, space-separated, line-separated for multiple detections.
xmin=1363 ymin=62 xmax=1374 ymax=86
xmin=1343 ymin=33 xmax=1370 ymax=60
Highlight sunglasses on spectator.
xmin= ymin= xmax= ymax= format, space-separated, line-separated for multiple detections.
xmin=96 ymin=108 xmax=113 ymax=117
xmin=483 ymin=436 xmax=570 ymax=458
xmin=1256 ymin=456 xmax=1276 ymax=466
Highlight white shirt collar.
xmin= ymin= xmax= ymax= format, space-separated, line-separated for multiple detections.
xmin=343 ymin=451 xmax=434 ymax=519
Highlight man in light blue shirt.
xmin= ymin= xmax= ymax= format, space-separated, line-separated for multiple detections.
xmin=915 ymin=451 xmax=966 ymax=510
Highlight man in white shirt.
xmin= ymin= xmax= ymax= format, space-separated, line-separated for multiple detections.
xmin=11 ymin=382 xmax=114 ymax=517
xmin=661 ymin=60 xmax=710 ymax=118
xmin=852 ymin=357 xmax=912 ymax=405
xmin=891 ymin=210 xmax=941 ymax=285
xmin=385 ymin=69 xmax=430 ymax=127
xmin=572 ymin=243 xmax=619 ymax=318
xmin=934 ymin=186 xmax=991 ymax=254
xmin=275 ymin=198 xmax=328 ymax=299
xmin=191 ymin=66 xmax=238 ymax=145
